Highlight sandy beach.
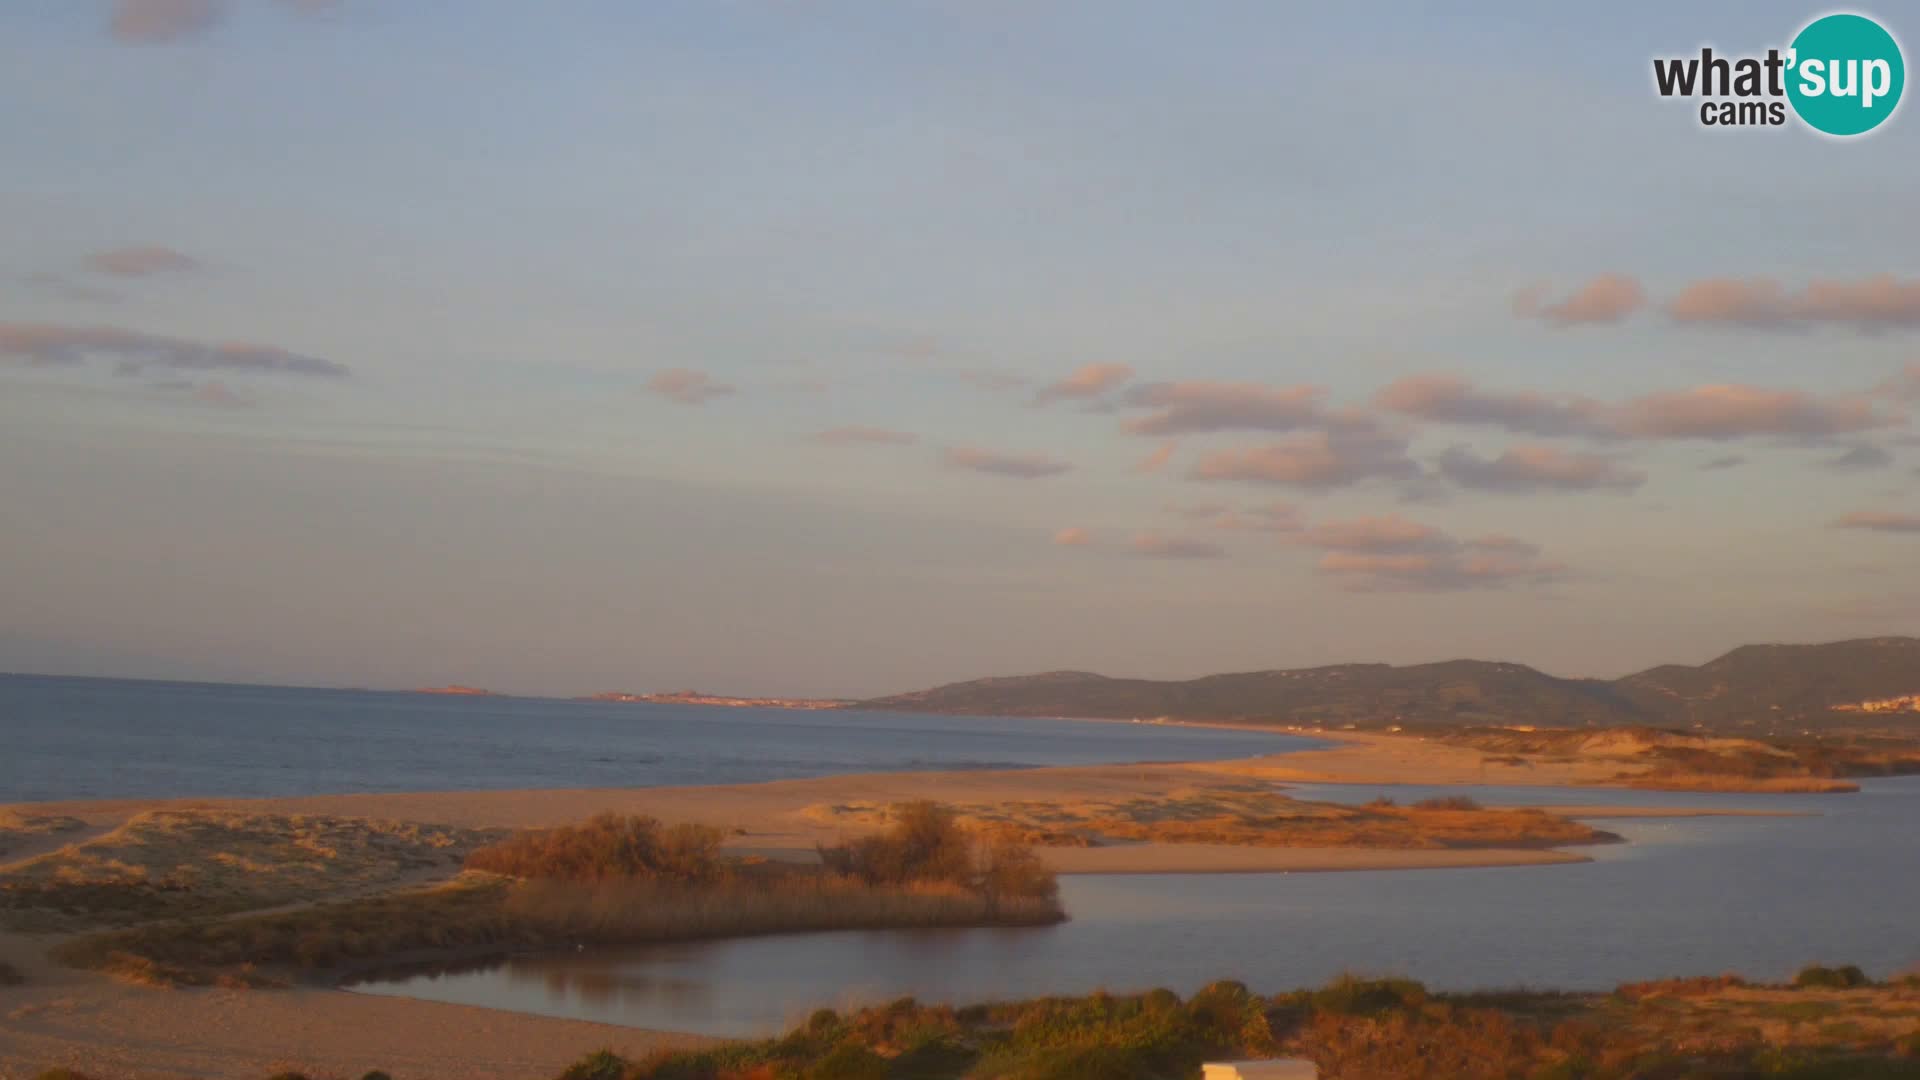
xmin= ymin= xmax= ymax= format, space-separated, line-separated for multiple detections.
xmin=0 ymin=733 xmax=1814 ymax=1080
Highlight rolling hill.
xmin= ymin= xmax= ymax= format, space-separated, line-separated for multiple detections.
xmin=856 ymin=637 xmax=1920 ymax=734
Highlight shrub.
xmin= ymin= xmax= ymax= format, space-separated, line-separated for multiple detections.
xmin=818 ymin=802 xmax=973 ymax=889
xmin=35 ymin=1071 xmax=100 ymax=1080
xmin=817 ymin=801 xmax=1057 ymax=902
xmin=360 ymin=1072 xmax=394 ymax=1080
xmin=466 ymin=814 xmax=724 ymax=883
xmin=559 ymin=1050 xmax=630 ymax=1080
xmin=1795 ymin=964 xmax=1872 ymax=990
xmin=1311 ymin=974 xmax=1429 ymax=1016
xmin=1412 ymin=795 xmax=1483 ymax=812
xmin=0 ymin=959 xmax=23 ymax=986
xmin=802 ymin=1043 xmax=888 ymax=1080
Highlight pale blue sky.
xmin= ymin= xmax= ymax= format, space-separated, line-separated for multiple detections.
xmin=2 ymin=1 xmax=1916 ymax=696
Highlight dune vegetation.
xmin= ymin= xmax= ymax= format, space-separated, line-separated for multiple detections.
xmin=51 ymin=805 xmax=1062 ymax=987
xmin=31 ymin=967 xmax=1920 ymax=1080
xmin=1445 ymin=727 xmax=1920 ymax=793
xmin=0 ymin=809 xmax=492 ymax=931
xmin=805 ymin=787 xmax=1613 ymax=851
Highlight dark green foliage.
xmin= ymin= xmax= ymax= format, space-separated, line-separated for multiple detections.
xmin=802 ymin=1043 xmax=888 ymax=1080
xmin=359 ymin=1072 xmax=394 ymax=1080
xmin=1311 ymin=975 xmax=1429 ymax=1016
xmin=1795 ymin=964 xmax=1872 ymax=989
xmin=558 ymin=1050 xmax=629 ymax=1080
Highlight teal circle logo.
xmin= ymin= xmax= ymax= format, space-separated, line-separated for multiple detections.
xmin=1786 ymin=13 xmax=1905 ymax=136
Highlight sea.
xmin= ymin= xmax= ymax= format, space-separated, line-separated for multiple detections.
xmin=6 ymin=672 xmax=1917 ymax=1038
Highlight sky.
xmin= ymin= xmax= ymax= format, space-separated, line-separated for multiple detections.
xmin=2 ymin=1 xmax=1918 ymax=698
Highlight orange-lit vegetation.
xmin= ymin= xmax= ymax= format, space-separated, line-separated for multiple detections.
xmin=812 ymin=790 xmax=1611 ymax=852
xmin=51 ymin=806 xmax=1060 ymax=987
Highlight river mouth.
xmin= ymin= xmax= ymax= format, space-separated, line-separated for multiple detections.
xmin=354 ymin=777 xmax=1920 ymax=1038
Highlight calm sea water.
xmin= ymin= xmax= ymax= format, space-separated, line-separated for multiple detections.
xmin=360 ymin=778 xmax=1920 ymax=1037
xmin=0 ymin=674 xmax=1309 ymax=803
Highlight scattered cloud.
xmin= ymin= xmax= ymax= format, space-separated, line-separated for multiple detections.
xmin=1436 ymin=444 xmax=1646 ymax=493
xmin=1832 ymin=510 xmax=1920 ymax=533
xmin=1131 ymin=533 xmax=1227 ymax=560
xmin=1373 ymin=374 xmax=1608 ymax=438
xmin=1165 ymin=501 xmax=1233 ymax=521
xmin=1299 ymin=515 xmax=1567 ymax=593
xmin=1700 ymin=455 xmax=1748 ymax=471
xmin=1378 ymin=373 xmax=1899 ymax=442
xmin=1667 ymin=275 xmax=1920 ymax=331
xmin=0 ymin=321 xmax=346 ymax=377
xmin=811 ymin=426 xmax=917 ymax=447
xmin=1052 ymin=527 xmax=1094 ymax=547
xmin=646 ymin=368 xmax=735 ymax=405
xmin=1133 ymin=441 xmax=1178 ymax=474
xmin=109 ymin=0 xmax=337 ymax=42
xmin=1187 ymin=419 xmax=1418 ymax=490
xmin=1611 ymin=384 xmax=1897 ymax=440
xmin=1821 ymin=444 xmax=1895 ymax=472
xmin=943 ymin=446 xmax=1072 ymax=479
xmin=1297 ymin=514 xmax=1453 ymax=555
xmin=1514 ymin=274 xmax=1645 ymax=326
xmin=1035 ymin=362 xmax=1134 ymax=405
xmin=85 ymin=246 xmax=199 ymax=277
xmin=1121 ymin=380 xmax=1325 ymax=436
xmin=111 ymin=0 xmax=220 ymax=42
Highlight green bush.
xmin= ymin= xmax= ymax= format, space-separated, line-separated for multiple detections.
xmin=1794 ymin=964 xmax=1872 ymax=990
xmin=558 ymin=1050 xmax=630 ymax=1080
xmin=803 ymin=1042 xmax=888 ymax=1080
xmin=1311 ymin=974 xmax=1429 ymax=1016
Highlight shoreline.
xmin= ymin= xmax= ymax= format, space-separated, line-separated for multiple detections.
xmin=0 ymin=736 xmax=1849 ymax=1080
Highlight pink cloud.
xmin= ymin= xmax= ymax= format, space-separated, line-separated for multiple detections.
xmin=1515 ymin=274 xmax=1646 ymax=326
xmin=646 ymin=368 xmax=735 ymax=405
xmin=111 ymin=0 xmax=221 ymax=42
xmin=1373 ymin=374 xmax=1609 ymax=438
xmin=1297 ymin=514 xmax=1452 ymax=554
xmin=943 ymin=446 xmax=1072 ymax=479
xmin=1612 ymin=384 xmax=1896 ymax=440
xmin=1036 ymin=362 xmax=1134 ymax=405
xmin=1667 ymin=275 xmax=1920 ymax=331
xmin=1052 ymin=527 xmax=1094 ymax=547
xmin=1187 ymin=422 xmax=1418 ymax=490
xmin=1833 ymin=511 xmax=1920 ymax=534
xmin=0 ymin=321 xmax=345 ymax=378
xmin=1121 ymin=381 xmax=1325 ymax=436
xmin=1298 ymin=514 xmax=1567 ymax=592
xmin=1436 ymin=444 xmax=1646 ymax=493
xmin=1213 ymin=501 xmax=1306 ymax=533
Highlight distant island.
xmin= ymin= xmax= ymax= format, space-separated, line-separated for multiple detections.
xmin=584 ymin=689 xmax=853 ymax=710
xmin=411 ymin=685 xmax=500 ymax=697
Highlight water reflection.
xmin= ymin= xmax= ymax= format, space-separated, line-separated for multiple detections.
xmin=358 ymin=778 xmax=1920 ymax=1038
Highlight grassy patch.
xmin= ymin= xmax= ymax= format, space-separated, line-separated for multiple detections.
xmin=1 ymin=810 xmax=495 ymax=930
xmin=54 ymin=806 xmax=1061 ymax=986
